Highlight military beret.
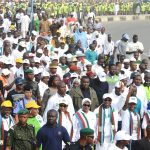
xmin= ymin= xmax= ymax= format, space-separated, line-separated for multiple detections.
xmin=17 ymin=108 xmax=29 ymax=115
xmin=24 ymin=69 xmax=34 ymax=74
xmin=80 ymin=128 xmax=94 ymax=136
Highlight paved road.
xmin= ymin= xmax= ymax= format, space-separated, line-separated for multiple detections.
xmin=103 ymin=20 xmax=150 ymax=59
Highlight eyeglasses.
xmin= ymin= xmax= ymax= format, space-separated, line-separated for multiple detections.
xmin=87 ymin=135 xmax=94 ymax=139
xmin=83 ymin=104 xmax=90 ymax=107
xmin=59 ymin=104 xmax=68 ymax=108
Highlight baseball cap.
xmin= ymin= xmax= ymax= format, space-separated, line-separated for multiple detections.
xmin=129 ymin=96 xmax=137 ymax=104
xmin=82 ymin=98 xmax=91 ymax=105
xmin=103 ymin=93 xmax=112 ymax=100
xmin=37 ymin=49 xmax=43 ymax=54
xmin=41 ymin=71 xmax=50 ymax=78
xmin=1 ymin=100 xmax=12 ymax=108
xmin=59 ymin=99 xmax=68 ymax=105
xmin=115 ymin=130 xmax=131 ymax=141
xmin=23 ymin=59 xmax=30 ymax=64
xmin=16 ymin=58 xmax=23 ymax=63
xmin=115 ymin=81 xmax=124 ymax=88
xmin=15 ymin=77 xmax=24 ymax=85
xmin=19 ymin=41 xmax=26 ymax=48
xmin=26 ymin=101 xmax=41 ymax=109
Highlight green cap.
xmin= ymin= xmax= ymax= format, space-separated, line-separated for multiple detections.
xmin=80 ymin=128 xmax=94 ymax=136
xmin=24 ymin=69 xmax=34 ymax=74
xmin=17 ymin=108 xmax=29 ymax=115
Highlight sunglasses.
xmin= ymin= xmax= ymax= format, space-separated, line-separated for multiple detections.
xmin=83 ymin=104 xmax=90 ymax=107
xmin=87 ymin=135 xmax=94 ymax=139
xmin=59 ymin=104 xmax=68 ymax=107
xmin=104 ymin=98 xmax=112 ymax=102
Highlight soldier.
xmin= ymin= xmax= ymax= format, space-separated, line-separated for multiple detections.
xmin=6 ymin=108 xmax=36 ymax=150
xmin=64 ymin=128 xmax=94 ymax=150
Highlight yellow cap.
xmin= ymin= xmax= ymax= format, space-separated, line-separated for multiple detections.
xmin=26 ymin=101 xmax=41 ymax=109
xmin=16 ymin=58 xmax=23 ymax=63
xmin=1 ymin=100 xmax=12 ymax=108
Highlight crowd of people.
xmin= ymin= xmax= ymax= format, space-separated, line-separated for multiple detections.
xmin=0 ymin=4 xmax=149 ymax=150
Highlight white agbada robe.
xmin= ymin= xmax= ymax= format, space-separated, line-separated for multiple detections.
xmin=43 ymin=93 xmax=75 ymax=123
xmin=38 ymin=81 xmax=48 ymax=99
xmin=121 ymin=110 xmax=140 ymax=140
xmin=20 ymin=14 xmax=31 ymax=38
xmin=94 ymin=106 xmax=118 ymax=150
xmin=72 ymin=109 xmax=97 ymax=142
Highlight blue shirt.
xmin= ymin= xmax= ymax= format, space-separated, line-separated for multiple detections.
xmin=85 ymin=49 xmax=97 ymax=64
xmin=36 ymin=124 xmax=70 ymax=150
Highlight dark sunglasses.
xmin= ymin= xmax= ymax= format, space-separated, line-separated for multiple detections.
xmin=59 ymin=104 xmax=68 ymax=107
xmin=87 ymin=135 xmax=94 ymax=139
xmin=83 ymin=104 xmax=91 ymax=107
xmin=104 ymin=98 xmax=112 ymax=102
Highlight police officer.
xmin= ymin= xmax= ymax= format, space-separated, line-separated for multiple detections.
xmin=64 ymin=128 xmax=94 ymax=150
xmin=6 ymin=108 xmax=36 ymax=150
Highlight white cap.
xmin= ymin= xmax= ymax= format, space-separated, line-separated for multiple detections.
xmin=32 ymin=30 xmax=38 ymax=36
xmin=29 ymin=53 xmax=35 ymax=57
xmin=4 ymin=59 xmax=12 ymax=65
xmin=76 ymin=51 xmax=85 ymax=57
xmin=12 ymin=39 xmax=18 ymax=45
xmin=51 ymin=55 xmax=59 ymax=61
xmin=23 ymin=59 xmax=30 ymax=64
xmin=59 ymin=99 xmax=68 ymax=105
xmin=115 ymin=131 xmax=131 ymax=141
xmin=86 ymin=62 xmax=92 ymax=66
xmin=34 ymin=68 xmax=42 ymax=75
xmin=34 ymin=57 xmax=41 ymax=63
xmin=124 ymin=59 xmax=130 ymax=63
xmin=119 ymin=74 xmax=128 ymax=81
xmin=129 ymin=96 xmax=137 ymax=104
xmin=67 ymin=54 xmax=73 ymax=61
xmin=19 ymin=41 xmax=26 ymax=48
xmin=2 ymin=68 xmax=10 ymax=76
xmin=41 ymin=71 xmax=50 ymax=77
xmin=98 ymin=71 xmax=106 ymax=82
xmin=103 ymin=93 xmax=112 ymax=99
xmin=122 ymin=33 xmax=130 ymax=40
xmin=115 ymin=81 xmax=124 ymax=88
xmin=130 ymin=57 xmax=136 ymax=62
xmin=71 ymin=73 xmax=78 ymax=78
xmin=82 ymin=98 xmax=91 ymax=105
xmin=79 ymin=26 xmax=83 ymax=30
xmin=37 ymin=49 xmax=43 ymax=54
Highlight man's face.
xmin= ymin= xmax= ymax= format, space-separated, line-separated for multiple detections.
xmin=124 ymin=62 xmax=130 ymax=69
xmin=26 ymin=73 xmax=34 ymax=81
xmin=130 ymin=62 xmax=137 ymax=71
xmin=23 ymin=63 xmax=30 ymax=70
xmin=86 ymin=134 xmax=94 ymax=145
xmin=18 ymin=114 xmax=28 ymax=125
xmin=134 ymin=76 xmax=142 ymax=86
xmin=50 ymin=68 xmax=57 ymax=74
xmin=115 ymin=87 xmax=121 ymax=96
xmin=129 ymin=103 xmax=136 ymax=111
xmin=58 ymin=83 xmax=66 ymax=96
xmin=47 ymin=111 xmax=57 ymax=125
xmin=133 ymin=36 xmax=138 ymax=43
xmin=144 ymin=74 xmax=150 ymax=84
xmin=81 ymin=78 xmax=89 ymax=89
xmin=109 ymin=66 xmax=116 ymax=75
xmin=1 ymin=107 xmax=12 ymax=118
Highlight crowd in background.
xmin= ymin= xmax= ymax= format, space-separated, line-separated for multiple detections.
xmin=0 ymin=3 xmax=149 ymax=150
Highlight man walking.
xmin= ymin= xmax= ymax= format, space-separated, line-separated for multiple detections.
xmin=36 ymin=109 xmax=70 ymax=150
